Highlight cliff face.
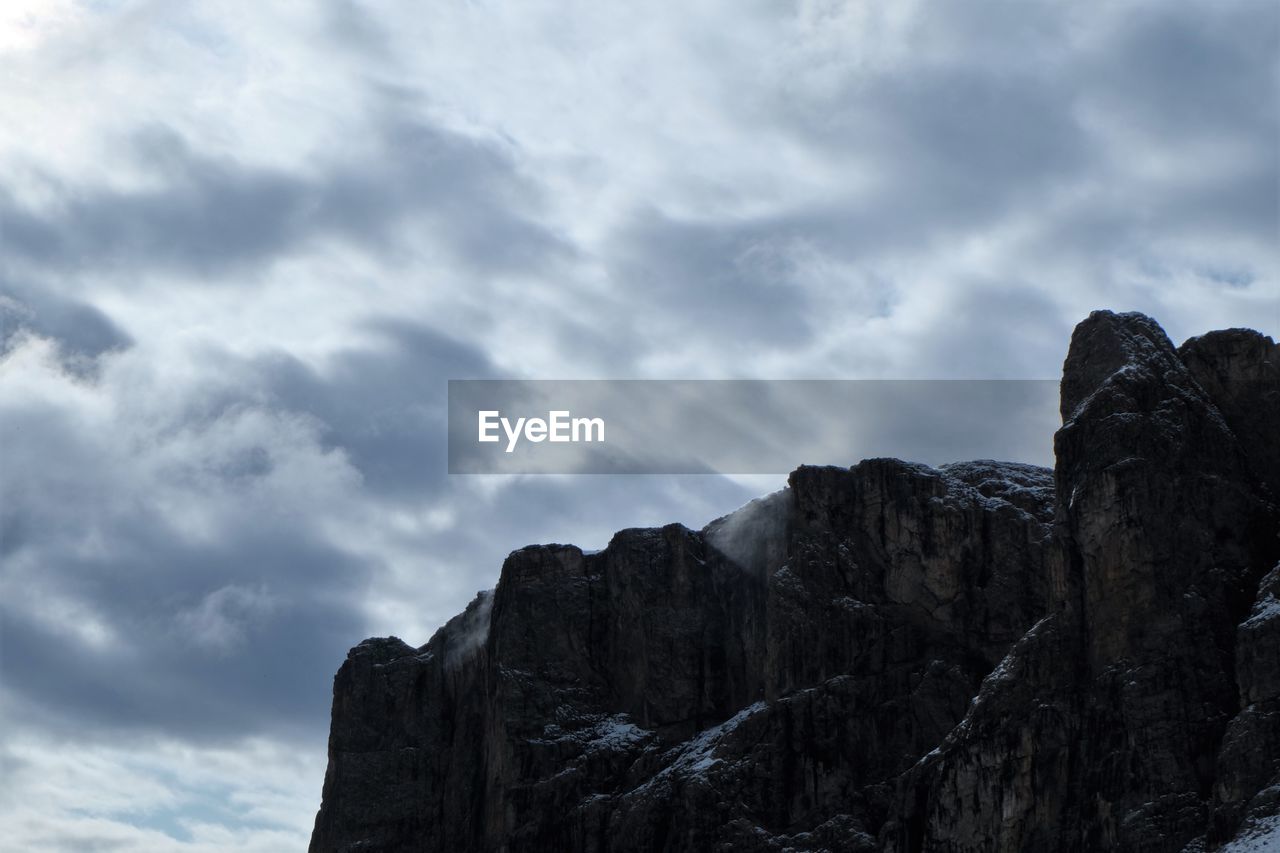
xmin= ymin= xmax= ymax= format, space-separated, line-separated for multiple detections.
xmin=309 ymin=311 xmax=1280 ymax=853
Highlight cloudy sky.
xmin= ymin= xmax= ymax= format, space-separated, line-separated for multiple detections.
xmin=0 ymin=0 xmax=1276 ymax=849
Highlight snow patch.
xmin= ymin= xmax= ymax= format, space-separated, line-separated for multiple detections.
xmin=530 ymin=713 xmax=653 ymax=752
xmin=1243 ymin=593 xmax=1280 ymax=629
xmin=624 ymin=701 xmax=769 ymax=797
xmin=1219 ymin=813 xmax=1280 ymax=852
xmin=771 ymin=565 xmax=804 ymax=595
xmin=978 ymin=615 xmax=1051 ymax=692
xmin=833 ymin=596 xmax=871 ymax=612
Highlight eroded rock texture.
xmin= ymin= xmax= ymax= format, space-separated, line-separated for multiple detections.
xmin=310 ymin=311 xmax=1279 ymax=852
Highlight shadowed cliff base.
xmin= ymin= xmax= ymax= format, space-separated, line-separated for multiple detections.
xmin=310 ymin=311 xmax=1280 ymax=853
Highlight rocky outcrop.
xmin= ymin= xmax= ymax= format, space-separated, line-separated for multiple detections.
xmin=310 ymin=311 xmax=1279 ymax=852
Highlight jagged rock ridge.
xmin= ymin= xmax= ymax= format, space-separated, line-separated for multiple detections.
xmin=310 ymin=311 xmax=1280 ymax=852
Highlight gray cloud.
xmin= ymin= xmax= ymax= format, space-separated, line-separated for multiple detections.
xmin=0 ymin=390 xmax=367 ymax=740
xmin=0 ymin=315 xmax=499 ymax=739
xmin=0 ymin=541 xmax=367 ymax=740
xmin=607 ymin=210 xmax=816 ymax=345
xmin=791 ymin=68 xmax=1088 ymax=237
xmin=585 ymin=0 xmax=1275 ymax=378
xmin=0 ymin=116 xmax=570 ymax=282
xmin=1085 ymin=2 xmax=1276 ymax=142
xmin=0 ymin=317 xmax=759 ymax=750
xmin=254 ymin=318 xmax=494 ymax=495
xmin=1 ymin=280 xmax=133 ymax=369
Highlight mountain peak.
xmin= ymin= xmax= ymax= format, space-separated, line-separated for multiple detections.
xmin=310 ymin=312 xmax=1280 ymax=853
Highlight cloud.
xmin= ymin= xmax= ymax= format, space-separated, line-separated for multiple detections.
xmin=0 ymin=116 xmax=571 ymax=282
xmin=0 ymin=280 xmax=133 ymax=374
xmin=0 ymin=732 xmax=323 ymax=852
xmin=0 ymin=319 xmax=761 ymax=745
xmin=0 ymin=335 xmax=371 ymax=740
xmin=252 ymin=317 xmax=493 ymax=495
xmin=606 ymin=210 xmax=816 ymax=346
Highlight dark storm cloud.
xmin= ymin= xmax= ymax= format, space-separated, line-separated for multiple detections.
xmin=821 ymin=74 xmax=1081 ymax=236
xmin=0 ymin=279 xmax=133 ymax=366
xmin=1084 ymin=1 xmax=1276 ymax=142
xmin=0 ymin=531 xmax=368 ymax=740
xmin=0 ymin=319 xmax=493 ymax=740
xmin=0 ymin=117 xmax=569 ymax=281
xmin=1062 ymin=2 xmax=1278 ymax=251
xmin=0 ymin=314 xmax=761 ymax=743
xmin=255 ymin=318 xmax=494 ymax=495
xmin=0 ymin=394 xmax=361 ymax=739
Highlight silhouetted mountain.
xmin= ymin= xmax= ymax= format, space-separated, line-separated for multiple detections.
xmin=310 ymin=311 xmax=1280 ymax=852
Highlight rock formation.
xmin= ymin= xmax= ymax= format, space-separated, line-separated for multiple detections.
xmin=310 ymin=311 xmax=1279 ymax=852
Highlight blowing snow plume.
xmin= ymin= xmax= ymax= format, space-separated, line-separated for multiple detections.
xmin=703 ymin=488 xmax=790 ymax=578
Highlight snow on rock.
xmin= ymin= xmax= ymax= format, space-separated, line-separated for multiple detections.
xmin=1218 ymin=813 xmax=1280 ymax=852
xmin=1244 ymin=591 xmax=1280 ymax=629
xmin=622 ymin=701 xmax=769 ymax=799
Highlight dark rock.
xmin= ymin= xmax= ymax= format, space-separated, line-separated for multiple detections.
xmin=310 ymin=311 xmax=1279 ymax=852
xmin=1178 ymin=328 xmax=1280 ymax=499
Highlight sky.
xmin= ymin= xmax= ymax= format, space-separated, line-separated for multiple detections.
xmin=0 ymin=0 xmax=1276 ymax=849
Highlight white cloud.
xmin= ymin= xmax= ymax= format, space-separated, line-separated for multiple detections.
xmin=0 ymin=732 xmax=322 ymax=853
